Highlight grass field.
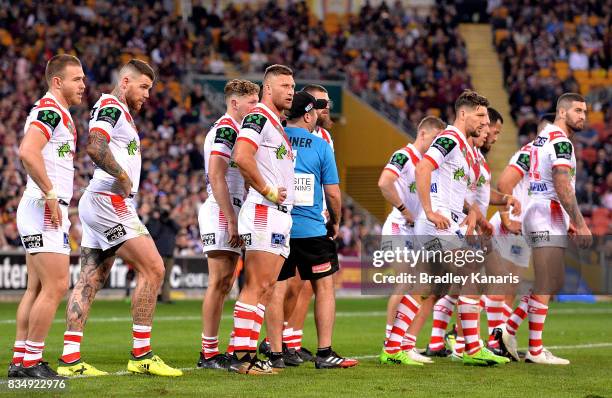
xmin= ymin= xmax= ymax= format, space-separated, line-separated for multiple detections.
xmin=0 ymin=298 xmax=611 ymax=397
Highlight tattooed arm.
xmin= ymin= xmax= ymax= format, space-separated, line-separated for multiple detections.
xmin=86 ymin=130 xmax=132 ymax=197
xmin=552 ymin=166 xmax=592 ymax=248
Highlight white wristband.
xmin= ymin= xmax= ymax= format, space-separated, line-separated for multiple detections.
xmin=45 ymin=189 xmax=58 ymax=200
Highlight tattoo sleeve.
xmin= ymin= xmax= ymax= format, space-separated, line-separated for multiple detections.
xmin=552 ymin=167 xmax=585 ymax=227
xmin=86 ymin=131 xmax=124 ymax=178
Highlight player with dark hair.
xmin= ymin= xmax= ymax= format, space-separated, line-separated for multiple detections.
xmin=58 ymin=60 xmax=182 ymax=377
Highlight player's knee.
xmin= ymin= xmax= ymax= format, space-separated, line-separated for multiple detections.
xmin=209 ymin=274 xmax=233 ymax=295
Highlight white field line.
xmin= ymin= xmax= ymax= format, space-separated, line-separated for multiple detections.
xmin=1 ymin=307 xmax=611 ymax=325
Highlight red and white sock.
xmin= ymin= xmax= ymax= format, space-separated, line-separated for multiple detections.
xmin=202 ymin=334 xmax=219 ymax=359
xmin=384 ymin=295 xmax=420 ymax=354
xmin=428 ymin=295 xmax=457 ymax=350
xmin=385 ymin=324 xmax=392 ymax=340
xmin=401 ymin=333 xmax=417 ymax=352
xmin=249 ymin=304 xmax=265 ymax=351
xmin=506 ymin=295 xmax=529 ymax=336
xmin=22 ymin=341 xmax=44 ymax=368
xmin=458 ymin=297 xmax=481 ymax=355
xmin=231 ymin=301 xmax=256 ymax=353
xmin=282 ymin=325 xmax=293 ymax=347
xmin=293 ymin=329 xmax=303 ymax=350
xmin=12 ymin=340 xmax=25 ymax=365
xmin=528 ymin=295 xmax=548 ymax=356
xmin=60 ymin=331 xmax=83 ymax=364
xmin=479 ymin=295 xmax=487 ymax=310
xmin=485 ymin=298 xmax=504 ymax=348
xmin=227 ymin=331 xmax=235 ymax=355
xmin=455 ymin=336 xmax=465 ymax=354
xmin=132 ymin=324 xmax=152 ymax=357
xmin=502 ymin=302 xmax=512 ymax=323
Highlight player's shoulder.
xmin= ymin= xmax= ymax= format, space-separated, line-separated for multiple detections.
xmin=430 ymin=130 xmax=464 ymax=156
xmin=241 ymin=106 xmax=271 ymax=133
xmin=29 ymin=96 xmax=68 ymax=133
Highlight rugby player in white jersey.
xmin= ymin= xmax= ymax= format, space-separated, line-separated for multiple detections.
xmin=414 ymin=90 xmax=509 ymax=366
xmin=517 ymin=93 xmax=591 ymax=365
xmin=378 ymin=116 xmax=445 ymax=365
xmin=196 ymin=79 xmax=259 ymax=370
xmin=228 ymin=64 xmax=295 ymax=374
xmin=58 ymin=60 xmax=182 ymax=377
xmin=9 ymin=55 xmax=84 ymax=379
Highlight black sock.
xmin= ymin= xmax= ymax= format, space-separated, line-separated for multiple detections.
xmin=317 ymin=346 xmax=332 ymax=357
xmin=270 ymin=352 xmax=283 ymax=361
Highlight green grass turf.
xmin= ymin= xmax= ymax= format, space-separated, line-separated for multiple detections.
xmin=0 ymin=298 xmax=611 ymax=397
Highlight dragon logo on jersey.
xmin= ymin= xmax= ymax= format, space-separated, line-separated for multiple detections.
xmin=516 ymin=153 xmax=530 ymax=172
xmin=275 ymin=143 xmax=288 ymax=159
xmin=453 ymin=167 xmax=466 ymax=181
xmin=554 ymin=142 xmax=572 ymax=160
xmin=37 ymin=110 xmax=61 ymax=130
xmin=569 ymin=167 xmax=576 ymax=178
xmin=390 ymin=153 xmax=408 ymax=170
xmin=409 ymin=181 xmax=416 ymax=193
xmin=476 ymin=174 xmax=486 ymax=187
xmin=57 ymin=142 xmax=71 ymax=158
xmin=127 ymin=139 xmax=139 ymax=155
xmin=242 ymin=114 xmax=267 ymax=134
xmin=432 ymin=136 xmax=457 ymax=157
xmin=97 ymin=107 xmax=122 ymax=128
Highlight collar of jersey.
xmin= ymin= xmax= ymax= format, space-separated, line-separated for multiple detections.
xmin=104 ymin=93 xmax=133 ymax=121
xmin=44 ymin=91 xmax=70 ymax=113
xmin=220 ymin=113 xmax=240 ymax=131
xmin=541 ymin=123 xmax=568 ymax=138
xmin=405 ymin=143 xmax=422 ymax=160
xmin=255 ymin=102 xmax=282 ymax=125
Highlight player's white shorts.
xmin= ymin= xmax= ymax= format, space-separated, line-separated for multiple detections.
xmin=489 ymin=212 xmax=531 ymax=268
xmin=16 ymin=196 xmax=71 ymax=255
xmin=381 ymin=216 xmax=415 ymax=250
xmin=414 ymin=209 xmax=468 ymax=252
xmin=238 ymin=201 xmax=292 ymax=258
xmin=79 ymin=190 xmax=149 ymax=251
xmin=522 ymin=199 xmax=569 ymax=248
xmin=198 ymin=198 xmax=242 ymax=254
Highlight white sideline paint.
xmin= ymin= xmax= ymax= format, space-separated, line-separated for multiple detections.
xmin=1 ymin=307 xmax=611 ymax=325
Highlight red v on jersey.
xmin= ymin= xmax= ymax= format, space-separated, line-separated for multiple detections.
xmin=252 ymin=105 xmax=294 ymax=159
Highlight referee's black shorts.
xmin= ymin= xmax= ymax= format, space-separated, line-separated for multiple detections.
xmin=277 ymin=236 xmax=339 ymax=281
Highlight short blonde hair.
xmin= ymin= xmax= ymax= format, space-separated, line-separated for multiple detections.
xmin=224 ymin=79 xmax=260 ymax=100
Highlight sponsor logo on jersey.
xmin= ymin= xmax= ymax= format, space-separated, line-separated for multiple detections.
xmin=432 ymin=136 xmax=457 ymax=157
xmin=201 ymin=233 xmax=216 ymax=246
xmin=97 ymin=107 xmax=122 ymax=128
xmin=127 ymin=138 xmax=139 ymax=155
xmin=57 ymin=141 xmax=72 ymax=158
xmin=554 ymin=141 xmax=572 ymax=160
xmin=22 ymin=234 xmax=43 ymax=249
xmin=510 ymin=245 xmax=522 ymax=255
xmin=240 ymin=233 xmax=252 ymax=246
xmin=104 ymin=224 xmax=127 ymax=242
xmin=275 ymin=143 xmax=288 ymax=160
xmin=270 ymin=233 xmax=286 ymax=247
xmin=409 ymin=181 xmax=416 ymax=193
xmin=451 ymin=212 xmax=459 ymax=223
xmin=214 ymin=127 xmax=237 ymax=149
xmin=528 ymin=231 xmax=550 ymax=243
xmin=390 ymin=152 xmax=409 ymax=170
xmin=516 ymin=153 xmax=530 ymax=172
xmin=37 ymin=109 xmax=61 ymax=130
xmin=312 ymin=262 xmax=332 ymax=274
xmin=430 ymin=183 xmax=437 ymax=193
xmin=529 ymin=182 xmax=548 ymax=192
xmin=242 ymin=114 xmax=267 ymax=134
xmin=233 ymin=197 xmax=242 ymax=207
xmin=63 ymin=233 xmax=70 ymax=248
xmin=533 ymin=136 xmax=548 ymax=147
xmin=453 ymin=167 xmax=466 ymax=181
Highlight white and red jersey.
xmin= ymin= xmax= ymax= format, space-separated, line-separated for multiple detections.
xmin=383 ymin=143 xmax=422 ymax=223
xmin=86 ymin=94 xmax=141 ymax=196
xmin=313 ymin=126 xmax=334 ymax=152
xmin=236 ymin=103 xmax=295 ymax=207
xmin=204 ymin=113 xmax=245 ymax=203
xmin=22 ymin=92 xmax=77 ymax=202
xmin=528 ymin=124 xmax=576 ymax=203
xmin=506 ymin=141 xmax=533 ymax=222
xmin=423 ymin=125 xmax=479 ymax=216
xmin=474 ymin=148 xmax=491 ymax=216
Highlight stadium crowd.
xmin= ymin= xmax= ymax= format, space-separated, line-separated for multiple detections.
xmin=0 ymin=0 xmax=609 ymax=250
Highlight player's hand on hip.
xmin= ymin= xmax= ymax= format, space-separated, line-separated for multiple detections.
xmin=505 ymin=195 xmax=521 ymax=217
xmin=117 ymin=171 xmax=133 ymax=198
xmin=227 ymin=218 xmax=240 ymax=248
xmin=503 ymin=219 xmax=522 ymax=235
xmin=426 ymin=210 xmax=450 ymax=230
xmin=327 ymin=221 xmax=339 ymax=239
xmin=262 ymin=185 xmax=286 ymax=204
xmin=46 ymin=198 xmax=62 ymax=228
xmin=401 ymin=209 xmax=415 ymax=225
